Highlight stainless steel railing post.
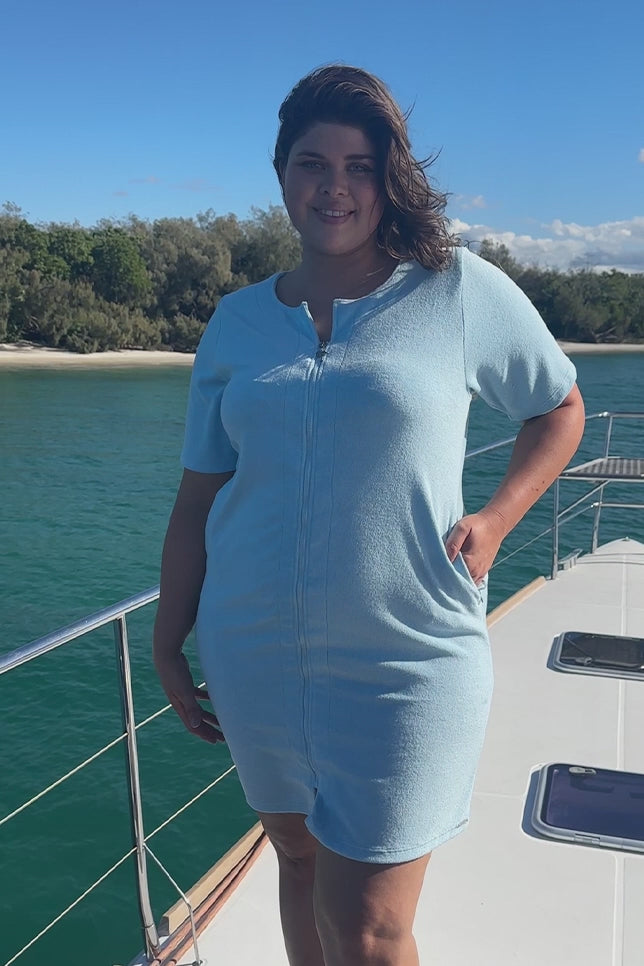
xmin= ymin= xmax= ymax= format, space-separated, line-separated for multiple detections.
xmin=591 ymin=483 xmax=606 ymax=553
xmin=551 ymin=478 xmax=560 ymax=580
xmin=113 ymin=615 xmax=160 ymax=959
xmin=591 ymin=415 xmax=613 ymax=553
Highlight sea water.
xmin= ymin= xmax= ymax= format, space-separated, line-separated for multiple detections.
xmin=0 ymin=353 xmax=642 ymax=966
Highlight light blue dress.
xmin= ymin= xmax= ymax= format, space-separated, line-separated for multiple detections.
xmin=181 ymin=247 xmax=576 ymax=863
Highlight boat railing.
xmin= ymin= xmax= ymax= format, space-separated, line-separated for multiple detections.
xmin=0 ymin=586 xmax=222 ymax=966
xmin=468 ymin=411 xmax=644 ymax=579
xmin=551 ymin=411 xmax=644 ymax=577
xmin=1 ymin=409 xmax=642 ymax=966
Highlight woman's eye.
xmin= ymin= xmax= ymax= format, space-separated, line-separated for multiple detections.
xmin=298 ymin=161 xmax=373 ymax=173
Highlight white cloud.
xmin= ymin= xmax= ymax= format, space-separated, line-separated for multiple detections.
xmin=129 ymin=175 xmax=161 ymax=185
xmin=453 ymin=193 xmax=488 ymax=210
xmin=638 ymin=148 xmax=644 ymax=163
xmin=450 ymin=215 xmax=644 ymax=273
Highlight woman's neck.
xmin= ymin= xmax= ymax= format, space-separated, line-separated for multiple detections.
xmin=288 ymin=245 xmax=399 ymax=303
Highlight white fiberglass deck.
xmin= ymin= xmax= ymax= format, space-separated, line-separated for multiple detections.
xmin=159 ymin=538 xmax=644 ymax=966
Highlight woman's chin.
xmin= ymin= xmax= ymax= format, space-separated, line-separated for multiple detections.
xmin=303 ymin=234 xmax=379 ymax=260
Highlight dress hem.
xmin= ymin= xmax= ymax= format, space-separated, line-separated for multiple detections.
xmin=248 ymin=795 xmax=470 ymax=863
xmin=303 ymin=816 xmax=470 ymax=864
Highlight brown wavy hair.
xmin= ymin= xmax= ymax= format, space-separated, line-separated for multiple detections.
xmin=273 ymin=64 xmax=457 ymax=271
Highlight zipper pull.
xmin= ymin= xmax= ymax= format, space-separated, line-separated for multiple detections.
xmin=315 ymin=340 xmax=329 ymax=360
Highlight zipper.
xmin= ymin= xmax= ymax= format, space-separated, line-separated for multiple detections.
xmin=294 ymin=336 xmax=329 ymax=772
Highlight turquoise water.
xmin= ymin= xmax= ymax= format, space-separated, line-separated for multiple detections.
xmin=1 ymin=354 xmax=643 ymax=966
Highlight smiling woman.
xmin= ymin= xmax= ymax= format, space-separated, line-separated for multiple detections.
xmin=282 ymin=124 xmax=385 ymax=258
xmin=153 ymin=63 xmax=584 ymax=966
xmin=272 ymin=64 xmax=452 ymax=274
xmin=275 ymin=123 xmax=393 ymax=335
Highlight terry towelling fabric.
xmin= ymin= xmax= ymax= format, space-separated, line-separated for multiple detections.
xmin=180 ymin=247 xmax=577 ymax=862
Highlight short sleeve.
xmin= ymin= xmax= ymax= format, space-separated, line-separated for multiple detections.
xmin=180 ymin=305 xmax=238 ymax=473
xmin=462 ymin=249 xmax=577 ymax=422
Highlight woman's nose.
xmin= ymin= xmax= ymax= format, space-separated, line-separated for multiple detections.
xmin=319 ymin=168 xmax=349 ymax=196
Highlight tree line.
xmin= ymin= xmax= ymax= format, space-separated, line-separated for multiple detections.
xmin=477 ymin=239 xmax=644 ymax=345
xmin=0 ymin=202 xmax=642 ymax=352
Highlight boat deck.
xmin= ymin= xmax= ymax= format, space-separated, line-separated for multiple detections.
xmin=561 ymin=457 xmax=644 ymax=480
xmin=147 ymin=538 xmax=644 ymax=966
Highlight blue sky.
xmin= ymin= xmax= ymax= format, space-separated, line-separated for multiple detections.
xmin=2 ymin=0 xmax=642 ymax=271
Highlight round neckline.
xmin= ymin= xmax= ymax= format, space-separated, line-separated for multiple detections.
xmin=271 ymin=259 xmax=412 ymax=311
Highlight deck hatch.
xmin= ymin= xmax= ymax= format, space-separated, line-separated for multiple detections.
xmin=551 ymin=630 xmax=644 ymax=681
xmin=530 ymin=763 xmax=644 ymax=853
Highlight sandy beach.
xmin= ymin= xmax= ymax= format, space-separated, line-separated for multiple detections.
xmin=1 ymin=340 xmax=643 ymax=368
xmin=0 ymin=343 xmax=195 ymax=367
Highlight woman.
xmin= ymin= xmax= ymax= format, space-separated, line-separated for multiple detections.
xmin=153 ymin=65 xmax=585 ymax=966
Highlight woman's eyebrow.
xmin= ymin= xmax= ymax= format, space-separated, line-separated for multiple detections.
xmin=294 ymin=150 xmax=376 ymax=161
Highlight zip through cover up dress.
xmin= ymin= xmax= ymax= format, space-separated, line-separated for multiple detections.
xmin=181 ymin=247 xmax=577 ymax=863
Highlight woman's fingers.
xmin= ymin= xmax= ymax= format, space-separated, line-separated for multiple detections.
xmin=187 ymin=702 xmax=225 ymax=742
xmin=200 ymin=708 xmax=221 ymax=728
xmin=191 ymin=720 xmax=226 ymax=745
xmin=446 ymin=513 xmax=505 ymax=583
xmin=444 ymin=518 xmax=472 ymax=561
xmin=154 ymin=652 xmax=224 ymax=744
xmin=171 ymin=698 xmax=225 ymax=743
xmin=459 ymin=513 xmax=504 ymax=583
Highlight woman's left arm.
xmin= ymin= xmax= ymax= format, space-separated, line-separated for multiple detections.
xmin=446 ymin=385 xmax=586 ymax=584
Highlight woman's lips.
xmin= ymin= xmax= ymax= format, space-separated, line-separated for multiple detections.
xmin=314 ymin=208 xmax=354 ymax=224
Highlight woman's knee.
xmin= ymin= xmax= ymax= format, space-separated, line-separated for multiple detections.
xmin=323 ymin=917 xmax=409 ymax=965
xmin=315 ymin=891 xmax=408 ymax=964
xmin=313 ymin=844 xmax=431 ymax=965
xmin=258 ymin=811 xmax=318 ymax=881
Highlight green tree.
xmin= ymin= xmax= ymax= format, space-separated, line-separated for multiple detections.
xmin=48 ymin=223 xmax=94 ymax=281
xmin=166 ymin=313 xmax=207 ymax=352
xmin=477 ymin=239 xmax=522 ymax=282
xmin=232 ymin=205 xmax=301 ymax=284
xmin=90 ymin=227 xmax=151 ymax=304
xmin=1 ymin=202 xmax=641 ymax=352
xmin=142 ymin=216 xmax=232 ymax=325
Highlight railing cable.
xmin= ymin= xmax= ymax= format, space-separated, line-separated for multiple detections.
xmin=145 ymin=764 xmax=237 ymax=842
xmin=2 ymin=409 xmax=641 ymax=964
xmin=133 ymin=680 xmax=207 ymax=732
xmin=0 ymin=695 xmax=212 ymax=828
xmin=144 ymin=844 xmax=203 ymax=966
xmin=2 ymin=848 xmax=136 ymax=966
xmin=491 ymin=523 xmax=554 ymax=569
xmin=0 ymin=731 xmax=127 ymax=828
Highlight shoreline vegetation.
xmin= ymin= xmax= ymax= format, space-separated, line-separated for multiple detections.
xmin=1 ymin=340 xmax=643 ymax=368
xmin=1 ymin=204 xmax=643 ymax=355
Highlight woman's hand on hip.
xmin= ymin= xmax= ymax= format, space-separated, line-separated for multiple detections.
xmin=154 ymin=651 xmax=225 ymax=745
xmin=445 ymin=509 xmax=507 ymax=585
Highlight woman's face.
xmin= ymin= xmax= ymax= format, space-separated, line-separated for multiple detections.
xmin=282 ymin=122 xmax=385 ymax=259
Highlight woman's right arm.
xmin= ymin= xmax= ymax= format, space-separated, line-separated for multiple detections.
xmin=153 ymin=467 xmax=234 ymax=742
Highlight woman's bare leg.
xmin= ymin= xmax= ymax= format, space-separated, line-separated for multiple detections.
xmin=258 ymin=812 xmax=325 ymax=966
xmin=313 ymin=843 xmax=432 ymax=966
